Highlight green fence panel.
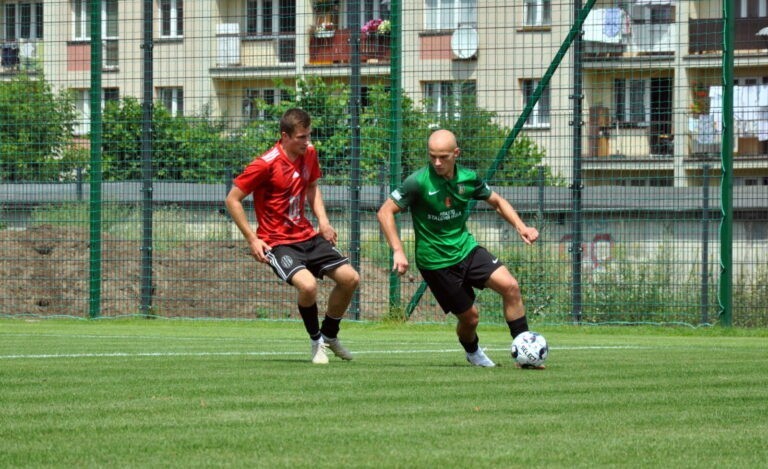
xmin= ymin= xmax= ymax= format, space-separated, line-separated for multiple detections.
xmin=1 ymin=0 xmax=765 ymax=327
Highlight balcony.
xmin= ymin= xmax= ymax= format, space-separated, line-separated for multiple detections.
xmin=1 ymin=40 xmax=42 ymax=74
xmin=690 ymin=18 xmax=768 ymax=54
xmin=309 ymin=30 xmax=390 ymax=65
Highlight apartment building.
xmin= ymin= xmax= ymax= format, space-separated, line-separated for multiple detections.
xmin=2 ymin=0 xmax=767 ymax=188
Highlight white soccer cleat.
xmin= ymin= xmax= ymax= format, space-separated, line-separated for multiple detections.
xmin=311 ymin=338 xmax=329 ymax=364
xmin=466 ymin=348 xmax=496 ymax=367
xmin=322 ymin=335 xmax=354 ymax=361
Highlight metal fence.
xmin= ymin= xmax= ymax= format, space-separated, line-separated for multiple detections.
xmin=1 ymin=0 xmax=765 ymax=326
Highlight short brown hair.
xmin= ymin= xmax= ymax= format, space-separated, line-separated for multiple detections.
xmin=280 ymin=108 xmax=311 ymax=136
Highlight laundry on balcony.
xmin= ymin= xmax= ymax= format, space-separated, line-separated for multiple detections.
xmin=583 ymin=8 xmax=630 ymax=44
xmin=705 ymin=85 xmax=768 ymax=142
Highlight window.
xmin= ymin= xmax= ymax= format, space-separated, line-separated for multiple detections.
xmin=72 ymin=0 xmax=119 ymax=67
xmin=4 ymin=2 xmax=44 ymax=40
xmin=360 ymin=0 xmax=391 ymax=26
xmin=423 ymin=81 xmax=476 ymax=118
xmin=425 ymin=0 xmax=476 ymax=30
xmin=614 ymin=78 xmax=650 ymax=125
xmin=73 ymin=88 xmax=119 ymax=135
xmin=160 ymin=0 xmax=183 ymax=38
xmin=521 ymin=79 xmax=550 ymax=127
xmin=246 ymin=0 xmax=274 ymax=36
xmin=158 ymin=87 xmax=184 ymax=117
xmin=524 ymin=0 xmax=551 ymax=27
xmin=243 ymin=88 xmax=288 ymax=121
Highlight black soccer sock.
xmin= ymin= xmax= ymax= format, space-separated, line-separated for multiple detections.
xmin=507 ymin=316 xmax=529 ymax=339
xmin=320 ymin=315 xmax=341 ymax=340
xmin=298 ymin=303 xmax=321 ymax=341
xmin=459 ymin=335 xmax=480 ymax=354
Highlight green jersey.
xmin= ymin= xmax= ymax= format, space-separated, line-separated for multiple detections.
xmin=390 ymin=164 xmax=492 ymax=270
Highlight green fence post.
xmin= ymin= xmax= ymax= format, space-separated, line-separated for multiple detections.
xmin=388 ymin=0 xmax=403 ymax=313
xmin=88 ymin=0 xmax=103 ymax=319
xmin=719 ymin=0 xmax=734 ymax=326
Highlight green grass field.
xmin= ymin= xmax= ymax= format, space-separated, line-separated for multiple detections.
xmin=1 ymin=319 xmax=767 ymax=468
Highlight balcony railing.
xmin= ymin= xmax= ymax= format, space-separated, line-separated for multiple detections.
xmin=690 ymin=18 xmax=768 ymax=54
xmin=309 ymin=29 xmax=390 ymax=64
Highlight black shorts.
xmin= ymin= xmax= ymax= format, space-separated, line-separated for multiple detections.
xmin=418 ymin=246 xmax=504 ymax=316
xmin=266 ymin=235 xmax=350 ymax=284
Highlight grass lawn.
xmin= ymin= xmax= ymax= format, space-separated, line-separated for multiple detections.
xmin=1 ymin=319 xmax=767 ymax=468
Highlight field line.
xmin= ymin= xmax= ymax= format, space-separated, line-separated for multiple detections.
xmin=0 ymin=345 xmax=647 ymax=360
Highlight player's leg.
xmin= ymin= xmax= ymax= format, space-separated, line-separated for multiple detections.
xmin=290 ymin=269 xmax=329 ymax=364
xmin=319 ymin=264 xmax=359 ymax=360
xmin=323 ymin=263 xmax=360 ymax=320
xmin=455 ymin=306 xmax=495 ymax=367
xmin=485 ymin=265 xmax=524 ymax=322
xmin=421 ymin=264 xmax=495 ymax=367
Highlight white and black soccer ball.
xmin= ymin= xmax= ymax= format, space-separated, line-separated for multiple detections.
xmin=511 ymin=331 xmax=549 ymax=367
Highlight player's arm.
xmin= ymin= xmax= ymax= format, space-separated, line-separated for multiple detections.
xmin=484 ymin=191 xmax=539 ymax=245
xmin=306 ymin=180 xmax=337 ymax=245
xmin=225 ymin=186 xmax=271 ymax=263
xmin=377 ymin=199 xmax=409 ymax=275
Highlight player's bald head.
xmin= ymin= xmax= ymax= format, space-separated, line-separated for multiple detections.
xmin=428 ymin=129 xmax=458 ymax=152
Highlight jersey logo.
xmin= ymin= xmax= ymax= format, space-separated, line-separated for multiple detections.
xmin=292 ymin=171 xmax=300 ymax=179
xmin=428 ymin=190 xmax=439 ymax=195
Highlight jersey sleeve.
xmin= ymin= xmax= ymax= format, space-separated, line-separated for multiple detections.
xmin=233 ymin=157 xmax=269 ymax=195
xmin=389 ymin=172 xmax=421 ymax=210
xmin=472 ymin=176 xmax=492 ymax=200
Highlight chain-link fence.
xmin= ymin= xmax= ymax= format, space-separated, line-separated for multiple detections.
xmin=1 ymin=0 xmax=765 ymax=326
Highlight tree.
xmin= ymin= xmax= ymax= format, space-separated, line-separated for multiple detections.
xmin=0 ymin=74 xmax=75 ymax=181
xmin=102 ymin=97 xmax=232 ymax=181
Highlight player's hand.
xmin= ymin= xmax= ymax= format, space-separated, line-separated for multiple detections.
xmin=318 ymin=223 xmax=338 ymax=245
xmin=249 ymin=238 xmax=272 ymax=263
xmin=392 ymin=250 xmax=409 ymax=276
xmin=519 ymin=226 xmax=539 ymax=245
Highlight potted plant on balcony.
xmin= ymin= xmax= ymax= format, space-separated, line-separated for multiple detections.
xmin=313 ymin=21 xmax=336 ymax=39
xmin=690 ymin=81 xmax=710 ymax=116
xmin=361 ymin=19 xmax=391 ymax=59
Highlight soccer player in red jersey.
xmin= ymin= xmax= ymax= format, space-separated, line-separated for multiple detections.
xmin=226 ymin=108 xmax=360 ymax=364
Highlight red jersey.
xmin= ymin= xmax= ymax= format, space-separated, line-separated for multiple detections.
xmin=233 ymin=142 xmax=321 ymax=247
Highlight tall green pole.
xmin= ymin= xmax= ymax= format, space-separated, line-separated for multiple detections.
xmin=88 ymin=0 xmax=103 ymax=319
xmin=348 ymin=0 xmax=362 ymax=318
xmin=719 ymin=0 xmax=734 ymax=326
xmin=387 ymin=0 xmax=403 ymax=311
xmin=140 ymin=0 xmax=154 ymax=317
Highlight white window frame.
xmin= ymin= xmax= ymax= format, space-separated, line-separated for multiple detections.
xmin=424 ymin=0 xmax=476 ymax=31
xmin=72 ymin=0 xmax=118 ymax=67
xmin=521 ymin=79 xmax=550 ymax=128
xmin=73 ymin=88 xmax=119 ymax=135
xmin=359 ymin=0 xmax=389 ymax=27
xmin=158 ymin=87 xmax=184 ymax=117
xmin=614 ymin=78 xmax=650 ymax=126
xmin=423 ymin=81 xmax=476 ymax=119
xmin=246 ymin=0 xmax=277 ymax=36
xmin=523 ymin=0 xmax=551 ymax=27
xmin=243 ymin=88 xmax=286 ymax=121
xmin=4 ymin=2 xmax=44 ymax=41
xmin=159 ymin=0 xmax=183 ymax=38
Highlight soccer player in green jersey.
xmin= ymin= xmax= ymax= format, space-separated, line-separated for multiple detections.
xmin=377 ymin=129 xmax=540 ymax=367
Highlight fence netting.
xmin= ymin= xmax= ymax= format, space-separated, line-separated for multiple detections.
xmin=1 ymin=0 xmax=765 ymax=326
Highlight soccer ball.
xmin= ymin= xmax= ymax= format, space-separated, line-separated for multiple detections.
xmin=511 ymin=331 xmax=549 ymax=367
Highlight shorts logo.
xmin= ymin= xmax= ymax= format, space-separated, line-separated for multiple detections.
xmin=280 ymin=255 xmax=294 ymax=269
